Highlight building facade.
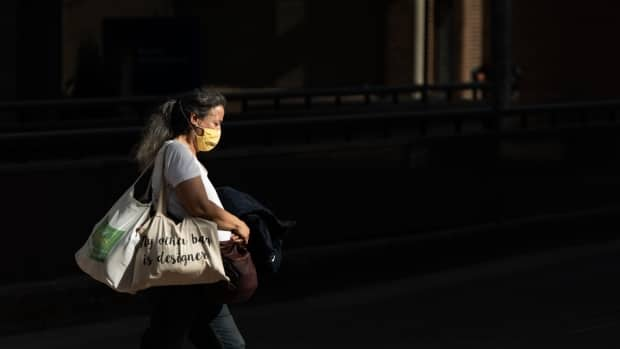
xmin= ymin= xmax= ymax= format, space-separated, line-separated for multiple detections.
xmin=3 ymin=0 xmax=620 ymax=103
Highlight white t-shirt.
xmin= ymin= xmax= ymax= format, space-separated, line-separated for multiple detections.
xmin=151 ymin=140 xmax=232 ymax=241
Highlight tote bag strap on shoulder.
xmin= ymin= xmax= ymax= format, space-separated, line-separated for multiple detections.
xmin=133 ymin=157 xmax=156 ymax=203
xmin=155 ymin=143 xmax=170 ymax=216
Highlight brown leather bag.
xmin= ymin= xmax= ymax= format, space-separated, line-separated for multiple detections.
xmin=205 ymin=240 xmax=258 ymax=304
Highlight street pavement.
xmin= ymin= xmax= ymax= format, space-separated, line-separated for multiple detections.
xmin=2 ymin=237 xmax=620 ymax=348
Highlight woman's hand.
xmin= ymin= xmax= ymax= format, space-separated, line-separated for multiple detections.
xmin=231 ymin=221 xmax=250 ymax=244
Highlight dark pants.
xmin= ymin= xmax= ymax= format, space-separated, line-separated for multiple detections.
xmin=139 ymin=285 xmax=245 ymax=349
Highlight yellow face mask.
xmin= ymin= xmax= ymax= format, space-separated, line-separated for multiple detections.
xmin=194 ymin=126 xmax=221 ymax=152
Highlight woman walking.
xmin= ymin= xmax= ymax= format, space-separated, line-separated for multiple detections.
xmin=134 ymin=88 xmax=249 ymax=349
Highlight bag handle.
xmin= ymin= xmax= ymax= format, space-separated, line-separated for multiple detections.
xmin=155 ymin=144 xmax=168 ymax=215
xmin=131 ymin=157 xmax=155 ymax=203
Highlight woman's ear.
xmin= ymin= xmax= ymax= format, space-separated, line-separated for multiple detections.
xmin=189 ymin=112 xmax=199 ymax=125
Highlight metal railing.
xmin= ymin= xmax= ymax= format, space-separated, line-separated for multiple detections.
xmin=227 ymin=82 xmax=488 ymax=112
xmin=0 ymin=82 xmax=489 ymax=132
xmin=2 ymin=97 xmax=620 ymax=170
xmin=0 ymin=82 xmax=488 ymax=111
xmin=1 ymin=78 xmax=620 ymax=174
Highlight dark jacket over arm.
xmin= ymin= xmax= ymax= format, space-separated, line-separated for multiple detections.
xmin=216 ymin=186 xmax=296 ymax=274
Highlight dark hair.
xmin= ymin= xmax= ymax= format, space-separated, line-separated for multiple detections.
xmin=134 ymin=88 xmax=227 ymax=170
xmin=168 ymin=88 xmax=227 ymax=137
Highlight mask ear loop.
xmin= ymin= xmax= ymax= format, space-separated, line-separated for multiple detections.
xmin=178 ymin=99 xmax=204 ymax=136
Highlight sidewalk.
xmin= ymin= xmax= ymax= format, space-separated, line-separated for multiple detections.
xmin=2 ymin=237 xmax=620 ymax=348
xmin=2 ymin=209 xmax=619 ymax=337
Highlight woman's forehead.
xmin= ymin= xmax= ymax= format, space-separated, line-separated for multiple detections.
xmin=205 ymin=105 xmax=225 ymax=120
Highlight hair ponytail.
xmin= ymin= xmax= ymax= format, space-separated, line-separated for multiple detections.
xmin=134 ymin=99 xmax=176 ymax=171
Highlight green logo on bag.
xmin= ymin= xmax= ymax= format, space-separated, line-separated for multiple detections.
xmin=89 ymin=221 xmax=126 ymax=262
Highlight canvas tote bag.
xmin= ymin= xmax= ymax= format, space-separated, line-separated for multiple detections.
xmin=130 ymin=154 xmax=229 ymax=291
xmin=75 ymin=166 xmax=153 ymax=294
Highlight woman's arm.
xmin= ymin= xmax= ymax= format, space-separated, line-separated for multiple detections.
xmin=174 ymin=176 xmax=250 ymax=243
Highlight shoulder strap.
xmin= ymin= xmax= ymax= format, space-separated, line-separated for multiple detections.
xmin=130 ymin=157 xmax=155 ymax=203
xmin=155 ymin=143 xmax=169 ymax=215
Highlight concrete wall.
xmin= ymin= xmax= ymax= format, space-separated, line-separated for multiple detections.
xmin=4 ymin=131 xmax=620 ymax=286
